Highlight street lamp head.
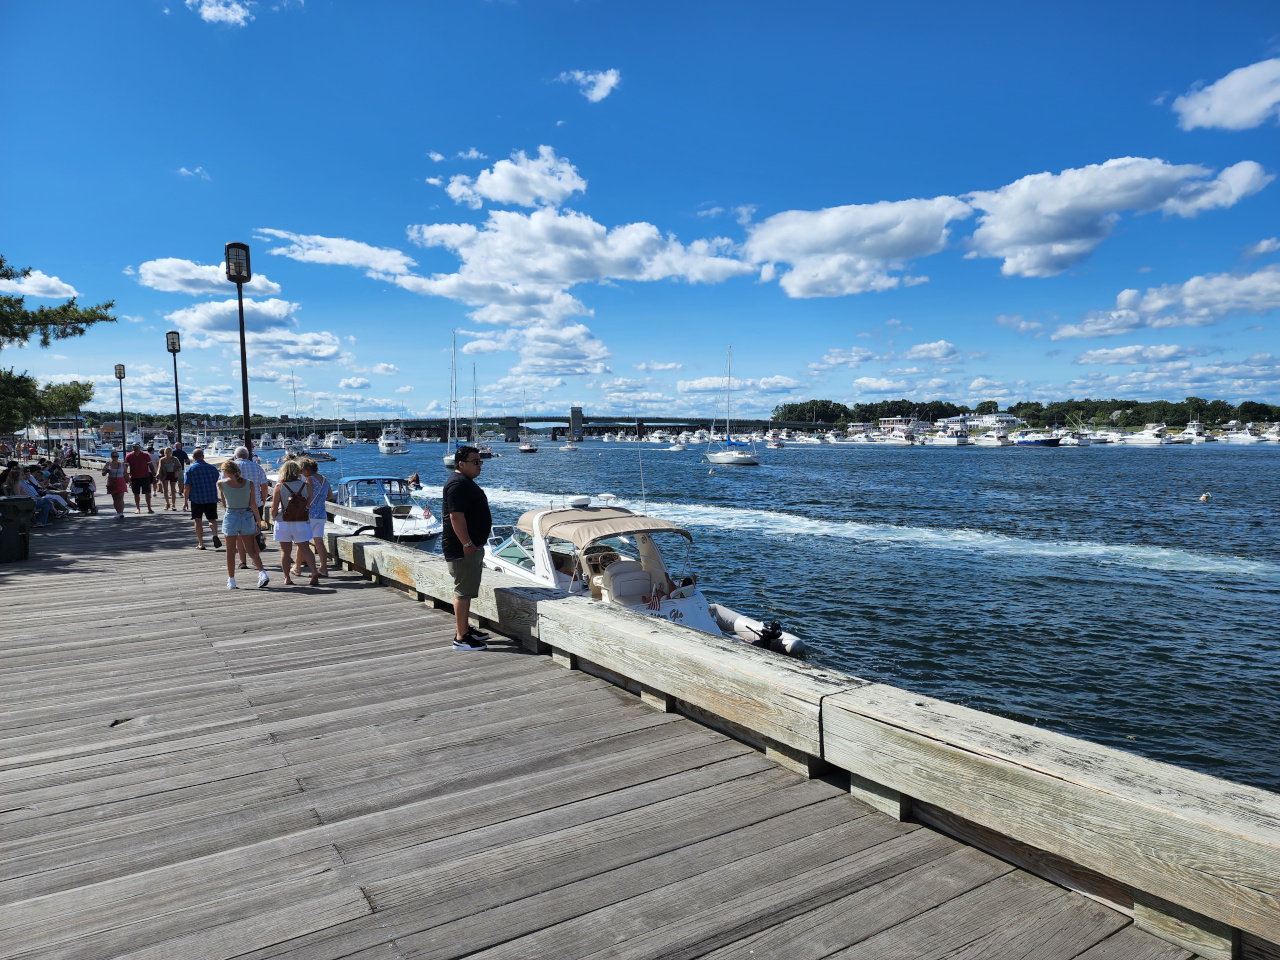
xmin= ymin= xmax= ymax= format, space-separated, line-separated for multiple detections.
xmin=225 ymin=242 xmax=252 ymax=283
xmin=166 ymin=330 xmax=181 ymax=354
xmin=114 ymin=364 xmax=126 ymax=380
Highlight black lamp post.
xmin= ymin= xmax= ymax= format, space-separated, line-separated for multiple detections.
xmin=225 ymin=241 xmax=253 ymax=455
xmin=166 ymin=330 xmax=183 ymax=448
xmin=114 ymin=364 xmax=126 ymax=454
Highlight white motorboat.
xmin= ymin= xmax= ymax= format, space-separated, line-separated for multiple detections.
xmin=304 ymin=433 xmax=322 ymax=448
xmin=1261 ymin=424 xmax=1280 ymax=442
xmin=706 ymin=346 xmax=758 ymax=466
xmin=878 ymin=427 xmax=916 ymax=445
xmin=929 ymin=424 xmax=971 ymax=446
xmin=378 ymin=424 xmax=409 ymax=454
xmin=332 ymin=476 xmax=442 ymax=540
xmin=667 ymin=443 xmax=687 ymax=451
xmin=560 ymin=441 xmax=580 ymax=451
xmin=1223 ymin=425 xmax=1265 ymax=444
xmin=1121 ymin=423 xmax=1173 ymax=446
xmin=973 ymin=428 xmax=1013 ymax=447
xmin=323 ymin=431 xmax=348 ymax=449
xmin=484 ymin=499 xmax=804 ymax=656
xmin=1172 ymin=420 xmax=1213 ymax=443
xmin=765 ymin=439 xmax=785 ymax=449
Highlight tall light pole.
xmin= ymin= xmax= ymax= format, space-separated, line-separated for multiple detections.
xmin=225 ymin=242 xmax=253 ymax=455
xmin=114 ymin=364 xmax=126 ymax=453
xmin=166 ymin=330 xmax=183 ymax=447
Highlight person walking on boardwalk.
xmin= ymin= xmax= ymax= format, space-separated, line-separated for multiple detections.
xmin=298 ymin=457 xmax=333 ymax=578
xmin=442 ymin=445 xmax=492 ymax=651
xmin=182 ymin=448 xmax=222 ymax=551
xmin=158 ymin=447 xmax=181 ymax=510
xmin=270 ymin=459 xmax=320 ymax=585
xmin=124 ymin=442 xmax=155 ymax=514
xmin=217 ymin=459 xmax=268 ymax=589
xmin=100 ymin=451 xmax=128 ymax=521
xmin=232 ymin=446 xmax=269 ymax=569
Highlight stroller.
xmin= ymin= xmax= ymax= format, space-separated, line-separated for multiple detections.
xmin=70 ymin=475 xmax=98 ymax=514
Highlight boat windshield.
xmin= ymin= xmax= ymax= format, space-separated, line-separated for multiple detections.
xmin=493 ymin=530 xmax=537 ymax=571
xmin=346 ymin=479 xmax=414 ymax=508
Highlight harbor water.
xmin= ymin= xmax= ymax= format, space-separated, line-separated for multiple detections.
xmin=316 ymin=440 xmax=1280 ymax=792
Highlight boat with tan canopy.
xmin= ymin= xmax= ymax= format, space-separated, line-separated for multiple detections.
xmin=484 ymin=498 xmax=804 ymax=655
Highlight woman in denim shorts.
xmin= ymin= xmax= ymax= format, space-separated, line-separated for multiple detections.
xmin=218 ymin=459 xmax=268 ymax=590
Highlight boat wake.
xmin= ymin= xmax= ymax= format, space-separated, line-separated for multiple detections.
xmin=419 ymin=485 xmax=1279 ymax=580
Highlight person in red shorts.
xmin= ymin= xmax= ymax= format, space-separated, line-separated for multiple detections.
xmin=123 ymin=442 xmax=156 ymax=514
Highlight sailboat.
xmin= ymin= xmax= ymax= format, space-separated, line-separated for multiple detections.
xmin=519 ymin=390 xmax=539 ymax=453
xmin=472 ymin=365 xmax=493 ymax=459
xmin=444 ymin=333 xmax=461 ymax=469
xmin=706 ymin=346 xmax=758 ymax=466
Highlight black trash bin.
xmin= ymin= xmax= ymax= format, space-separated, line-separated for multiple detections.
xmin=0 ymin=496 xmax=36 ymax=563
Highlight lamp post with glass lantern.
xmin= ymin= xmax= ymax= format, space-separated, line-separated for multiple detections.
xmin=114 ymin=364 xmax=126 ymax=455
xmin=224 ymin=242 xmax=253 ymax=455
xmin=166 ymin=330 xmax=183 ymax=448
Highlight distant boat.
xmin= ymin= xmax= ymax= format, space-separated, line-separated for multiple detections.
xmin=378 ymin=423 xmax=409 ymax=454
xmin=706 ymin=346 xmax=758 ymax=466
xmin=519 ymin=390 xmax=539 ymax=453
xmin=1010 ymin=431 xmax=1060 ymax=447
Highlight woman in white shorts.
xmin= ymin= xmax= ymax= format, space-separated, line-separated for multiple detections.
xmin=270 ymin=460 xmax=320 ymax=586
xmin=298 ymin=458 xmax=333 ymax=578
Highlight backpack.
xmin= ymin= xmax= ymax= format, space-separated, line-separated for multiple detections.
xmin=282 ymin=481 xmax=310 ymax=522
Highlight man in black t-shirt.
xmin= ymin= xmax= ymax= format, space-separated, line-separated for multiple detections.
xmin=442 ymin=446 xmax=493 ymax=650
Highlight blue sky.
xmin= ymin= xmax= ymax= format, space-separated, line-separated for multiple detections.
xmin=3 ymin=1 xmax=1279 ymax=418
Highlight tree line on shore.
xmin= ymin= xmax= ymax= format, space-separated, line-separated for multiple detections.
xmin=772 ymin=397 xmax=1280 ymax=429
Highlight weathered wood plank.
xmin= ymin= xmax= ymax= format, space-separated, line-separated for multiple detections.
xmin=537 ymin=594 xmax=865 ymax=756
xmin=823 ymin=683 xmax=1280 ymax=946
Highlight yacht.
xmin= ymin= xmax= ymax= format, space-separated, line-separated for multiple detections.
xmin=304 ymin=432 xmax=322 ymax=448
xmin=1121 ymin=423 xmax=1173 ymax=446
xmin=706 ymin=346 xmax=759 ymax=466
xmin=1261 ymin=424 xmax=1280 ymax=442
xmin=257 ymin=434 xmax=281 ymax=451
xmin=322 ymin=431 xmax=348 ymax=449
xmin=929 ymin=424 xmax=971 ymax=446
xmin=1010 ymin=431 xmax=1060 ymax=447
xmin=332 ymin=476 xmax=442 ymax=541
xmin=973 ymin=428 xmax=1014 ymax=447
xmin=1173 ymin=420 xmax=1214 ymax=444
xmin=602 ymin=432 xmax=617 ymax=443
xmin=1223 ymin=425 xmax=1265 ymax=444
xmin=878 ymin=427 xmax=916 ymax=445
xmin=378 ymin=424 xmax=409 ymax=454
xmin=484 ymin=499 xmax=803 ymax=656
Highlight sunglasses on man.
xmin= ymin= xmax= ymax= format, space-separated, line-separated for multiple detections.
xmin=459 ymin=458 xmax=482 ymax=467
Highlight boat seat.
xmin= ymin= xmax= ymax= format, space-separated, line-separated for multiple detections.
xmin=600 ymin=561 xmax=652 ymax=604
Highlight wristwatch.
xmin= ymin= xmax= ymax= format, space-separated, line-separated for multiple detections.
xmin=464 ymin=540 xmax=474 ymax=548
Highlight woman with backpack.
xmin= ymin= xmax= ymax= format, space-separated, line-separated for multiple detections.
xmin=270 ymin=459 xmax=320 ymax=586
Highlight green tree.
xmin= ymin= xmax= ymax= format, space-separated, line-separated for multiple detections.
xmin=975 ymin=400 xmax=999 ymax=415
xmin=0 ymin=368 xmax=41 ymax=436
xmin=1 ymin=254 xmax=115 ymax=352
xmin=41 ymin=380 xmax=96 ymax=420
xmin=1236 ymin=400 xmax=1271 ymax=423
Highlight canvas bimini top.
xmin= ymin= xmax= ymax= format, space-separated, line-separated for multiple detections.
xmin=516 ymin=506 xmax=694 ymax=550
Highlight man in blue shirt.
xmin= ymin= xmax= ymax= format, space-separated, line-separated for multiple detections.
xmin=182 ymin=448 xmax=222 ymax=550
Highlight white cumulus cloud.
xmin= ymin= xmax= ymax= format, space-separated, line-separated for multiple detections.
xmin=676 ymin=375 xmax=799 ymax=394
xmin=163 ymin=297 xmax=343 ymax=365
xmin=1054 ymin=263 xmax=1280 ymax=339
xmin=808 ymin=347 xmax=875 ymax=371
xmin=966 ymin=157 xmax=1273 ymax=278
xmin=256 ymin=229 xmax=417 ymax=276
xmin=1245 ymin=237 xmax=1280 ymax=257
xmin=745 ymin=196 xmax=972 ymax=297
xmin=903 ymin=339 xmax=962 ymax=363
xmin=339 ymin=377 xmax=370 ymax=389
xmin=993 ymin=314 xmax=1044 ymax=334
xmin=137 ymin=258 xmax=281 ymax=296
xmin=851 ymin=377 xmax=910 ymax=394
xmin=371 ymin=363 xmax=399 ymax=375
xmin=556 ymin=69 xmax=621 ymax=103
xmin=395 ymin=385 xmax=414 ymax=393
xmin=1074 ymin=344 xmax=1215 ymax=365
xmin=185 ymin=0 xmax=252 ymax=26
xmin=445 ymin=146 xmax=586 ymax=210
xmin=1173 ymin=58 xmax=1280 ymax=131
xmin=0 ymin=270 xmax=78 ymax=299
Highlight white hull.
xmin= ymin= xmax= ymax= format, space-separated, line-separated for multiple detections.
xmin=706 ymin=450 xmax=758 ymax=465
xmin=333 ymin=511 xmax=441 ymax=540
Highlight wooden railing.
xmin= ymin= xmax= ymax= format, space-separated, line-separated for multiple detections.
xmin=323 ymin=522 xmax=1279 ymax=960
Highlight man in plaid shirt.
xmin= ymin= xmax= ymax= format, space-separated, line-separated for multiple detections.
xmin=182 ymin=448 xmax=223 ymax=551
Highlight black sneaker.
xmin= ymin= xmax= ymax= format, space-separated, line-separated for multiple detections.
xmin=212 ymin=535 xmax=222 ymax=549
xmin=453 ymin=635 xmax=488 ymax=651
xmin=466 ymin=627 xmax=491 ymax=641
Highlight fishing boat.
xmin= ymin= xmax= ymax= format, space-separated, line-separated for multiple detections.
xmin=706 ymin=346 xmax=758 ymax=466
xmin=378 ymin=423 xmax=409 ymax=455
xmin=484 ymin=499 xmax=804 ymax=656
xmin=331 ymin=476 xmax=442 ymax=540
xmin=1174 ymin=420 xmax=1215 ymax=443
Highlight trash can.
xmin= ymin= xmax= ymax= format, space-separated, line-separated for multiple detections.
xmin=0 ymin=496 xmax=36 ymax=563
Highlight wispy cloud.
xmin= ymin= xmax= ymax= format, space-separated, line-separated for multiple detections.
xmin=556 ymin=69 xmax=621 ymax=103
xmin=184 ymin=0 xmax=252 ymax=26
xmin=177 ymin=165 xmax=210 ymax=180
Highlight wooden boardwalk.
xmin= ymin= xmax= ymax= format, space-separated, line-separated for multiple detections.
xmin=0 ymin=498 xmax=1195 ymax=959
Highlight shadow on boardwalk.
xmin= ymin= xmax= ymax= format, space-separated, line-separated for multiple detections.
xmin=0 ymin=495 xmax=1192 ymax=959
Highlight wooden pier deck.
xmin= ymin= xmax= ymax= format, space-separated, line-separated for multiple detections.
xmin=1 ymin=499 xmax=1195 ymax=959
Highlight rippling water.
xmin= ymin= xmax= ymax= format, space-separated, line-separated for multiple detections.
xmin=319 ymin=440 xmax=1280 ymax=792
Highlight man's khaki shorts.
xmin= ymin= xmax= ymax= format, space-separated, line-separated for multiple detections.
xmin=447 ymin=551 xmax=484 ymax=599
